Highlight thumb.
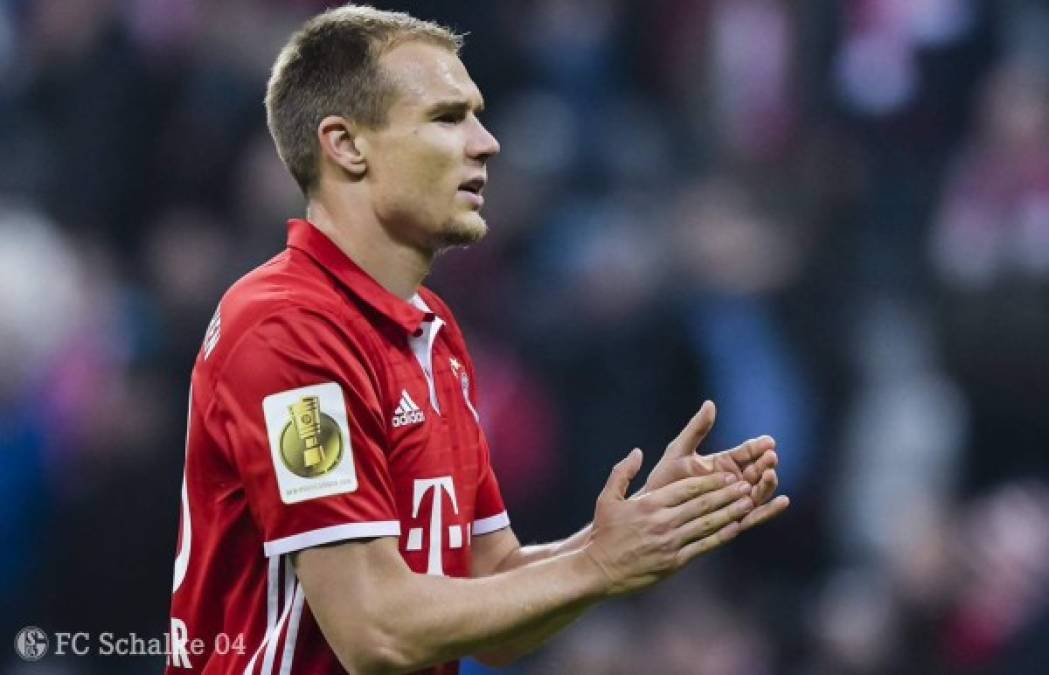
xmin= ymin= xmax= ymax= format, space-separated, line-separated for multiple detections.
xmin=603 ymin=448 xmax=643 ymax=500
xmin=668 ymin=400 xmax=716 ymax=457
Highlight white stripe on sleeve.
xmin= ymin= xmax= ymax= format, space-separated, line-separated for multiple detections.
xmin=263 ymin=521 xmax=401 ymax=558
xmin=472 ymin=512 xmax=511 ymax=536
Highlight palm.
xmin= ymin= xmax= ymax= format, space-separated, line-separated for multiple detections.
xmin=705 ymin=451 xmax=744 ymax=478
xmin=639 ymin=402 xmax=788 ymax=530
xmin=646 ymin=442 xmax=758 ymax=492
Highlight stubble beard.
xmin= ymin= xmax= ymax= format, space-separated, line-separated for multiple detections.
xmin=434 ymin=215 xmax=488 ymax=249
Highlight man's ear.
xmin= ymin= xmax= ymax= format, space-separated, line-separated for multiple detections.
xmin=317 ymin=115 xmax=368 ymax=179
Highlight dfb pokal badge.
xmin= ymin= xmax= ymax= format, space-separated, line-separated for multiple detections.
xmin=264 ymin=382 xmax=357 ymax=503
xmin=280 ymin=395 xmax=344 ymax=478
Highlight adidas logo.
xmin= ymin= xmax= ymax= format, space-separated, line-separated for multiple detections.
xmin=392 ymin=390 xmax=426 ymax=428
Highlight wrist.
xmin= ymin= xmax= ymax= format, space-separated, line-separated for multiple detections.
xmin=567 ymin=547 xmax=612 ymax=602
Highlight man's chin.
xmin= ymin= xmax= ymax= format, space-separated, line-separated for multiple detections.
xmin=436 ymin=216 xmax=488 ymax=248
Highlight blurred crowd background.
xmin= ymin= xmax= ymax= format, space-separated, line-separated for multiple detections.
xmin=2 ymin=0 xmax=1049 ymax=674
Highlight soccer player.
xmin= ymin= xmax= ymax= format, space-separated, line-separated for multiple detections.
xmin=166 ymin=5 xmax=789 ymax=675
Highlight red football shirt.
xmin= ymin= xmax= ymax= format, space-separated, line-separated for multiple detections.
xmin=166 ymin=219 xmax=510 ymax=675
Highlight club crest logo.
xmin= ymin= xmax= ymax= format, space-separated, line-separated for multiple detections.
xmin=14 ymin=626 xmax=49 ymax=661
xmin=450 ymin=357 xmax=479 ymax=422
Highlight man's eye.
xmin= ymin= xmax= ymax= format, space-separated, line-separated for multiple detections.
xmin=435 ymin=112 xmax=464 ymax=124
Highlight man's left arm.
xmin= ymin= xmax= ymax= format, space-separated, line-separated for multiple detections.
xmin=471 ymin=401 xmax=790 ymax=667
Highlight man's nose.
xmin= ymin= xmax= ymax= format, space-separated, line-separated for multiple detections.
xmin=469 ymin=120 xmax=500 ymax=161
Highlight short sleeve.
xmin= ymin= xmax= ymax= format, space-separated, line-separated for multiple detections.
xmin=465 ymin=359 xmax=509 ymax=536
xmin=208 ymin=306 xmax=400 ymax=557
xmin=473 ymin=434 xmax=510 ymax=535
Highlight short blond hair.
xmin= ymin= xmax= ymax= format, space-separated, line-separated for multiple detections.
xmin=265 ymin=5 xmax=463 ymax=194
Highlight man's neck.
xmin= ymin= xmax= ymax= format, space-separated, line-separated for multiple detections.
xmin=305 ymin=198 xmax=433 ymax=300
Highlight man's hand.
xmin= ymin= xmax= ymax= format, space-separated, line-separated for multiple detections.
xmin=639 ymin=401 xmax=789 ymax=531
xmin=583 ymin=448 xmax=756 ymax=597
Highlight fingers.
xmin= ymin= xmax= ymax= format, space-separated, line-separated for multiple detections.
xmin=739 ymin=494 xmax=790 ymax=531
xmin=602 ymin=448 xmax=644 ymax=501
xmin=726 ymin=435 xmax=776 ymax=467
xmin=675 ymin=520 xmax=742 ymax=565
xmin=648 ymin=473 xmax=735 ymax=508
xmin=673 ymin=494 xmax=790 ymax=568
xmin=741 ymin=449 xmax=778 ymax=485
xmin=676 ymin=494 xmax=755 ymax=544
xmin=668 ymin=479 xmax=752 ymax=527
xmin=750 ymin=467 xmax=779 ymax=505
xmin=666 ymin=401 xmax=716 ymax=458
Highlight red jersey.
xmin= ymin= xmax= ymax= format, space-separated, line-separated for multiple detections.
xmin=166 ymin=219 xmax=509 ymax=675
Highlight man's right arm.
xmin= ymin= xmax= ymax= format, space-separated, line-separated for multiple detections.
xmin=295 ymin=451 xmax=756 ymax=675
xmin=296 ymin=535 xmax=601 ymax=674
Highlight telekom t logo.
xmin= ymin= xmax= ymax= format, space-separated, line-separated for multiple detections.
xmin=405 ymin=476 xmax=468 ymax=575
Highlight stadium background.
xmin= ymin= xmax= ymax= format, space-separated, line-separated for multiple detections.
xmin=2 ymin=0 xmax=1049 ymax=673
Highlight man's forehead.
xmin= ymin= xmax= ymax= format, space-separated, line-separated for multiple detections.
xmin=381 ymin=41 xmax=483 ymax=108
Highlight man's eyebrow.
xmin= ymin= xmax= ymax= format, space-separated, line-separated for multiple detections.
xmin=426 ymin=97 xmax=486 ymax=114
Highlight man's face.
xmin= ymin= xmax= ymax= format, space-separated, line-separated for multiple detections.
xmin=361 ymin=41 xmax=500 ymax=250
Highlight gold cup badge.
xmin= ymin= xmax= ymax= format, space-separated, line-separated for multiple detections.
xmin=280 ymin=395 xmax=343 ymax=478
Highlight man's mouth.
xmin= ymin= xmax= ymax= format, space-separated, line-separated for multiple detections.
xmin=458 ymin=177 xmax=486 ymax=195
xmin=457 ymin=177 xmax=486 ymax=207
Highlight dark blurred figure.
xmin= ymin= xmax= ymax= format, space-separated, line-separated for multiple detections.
xmin=931 ymin=59 xmax=1049 ymax=490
